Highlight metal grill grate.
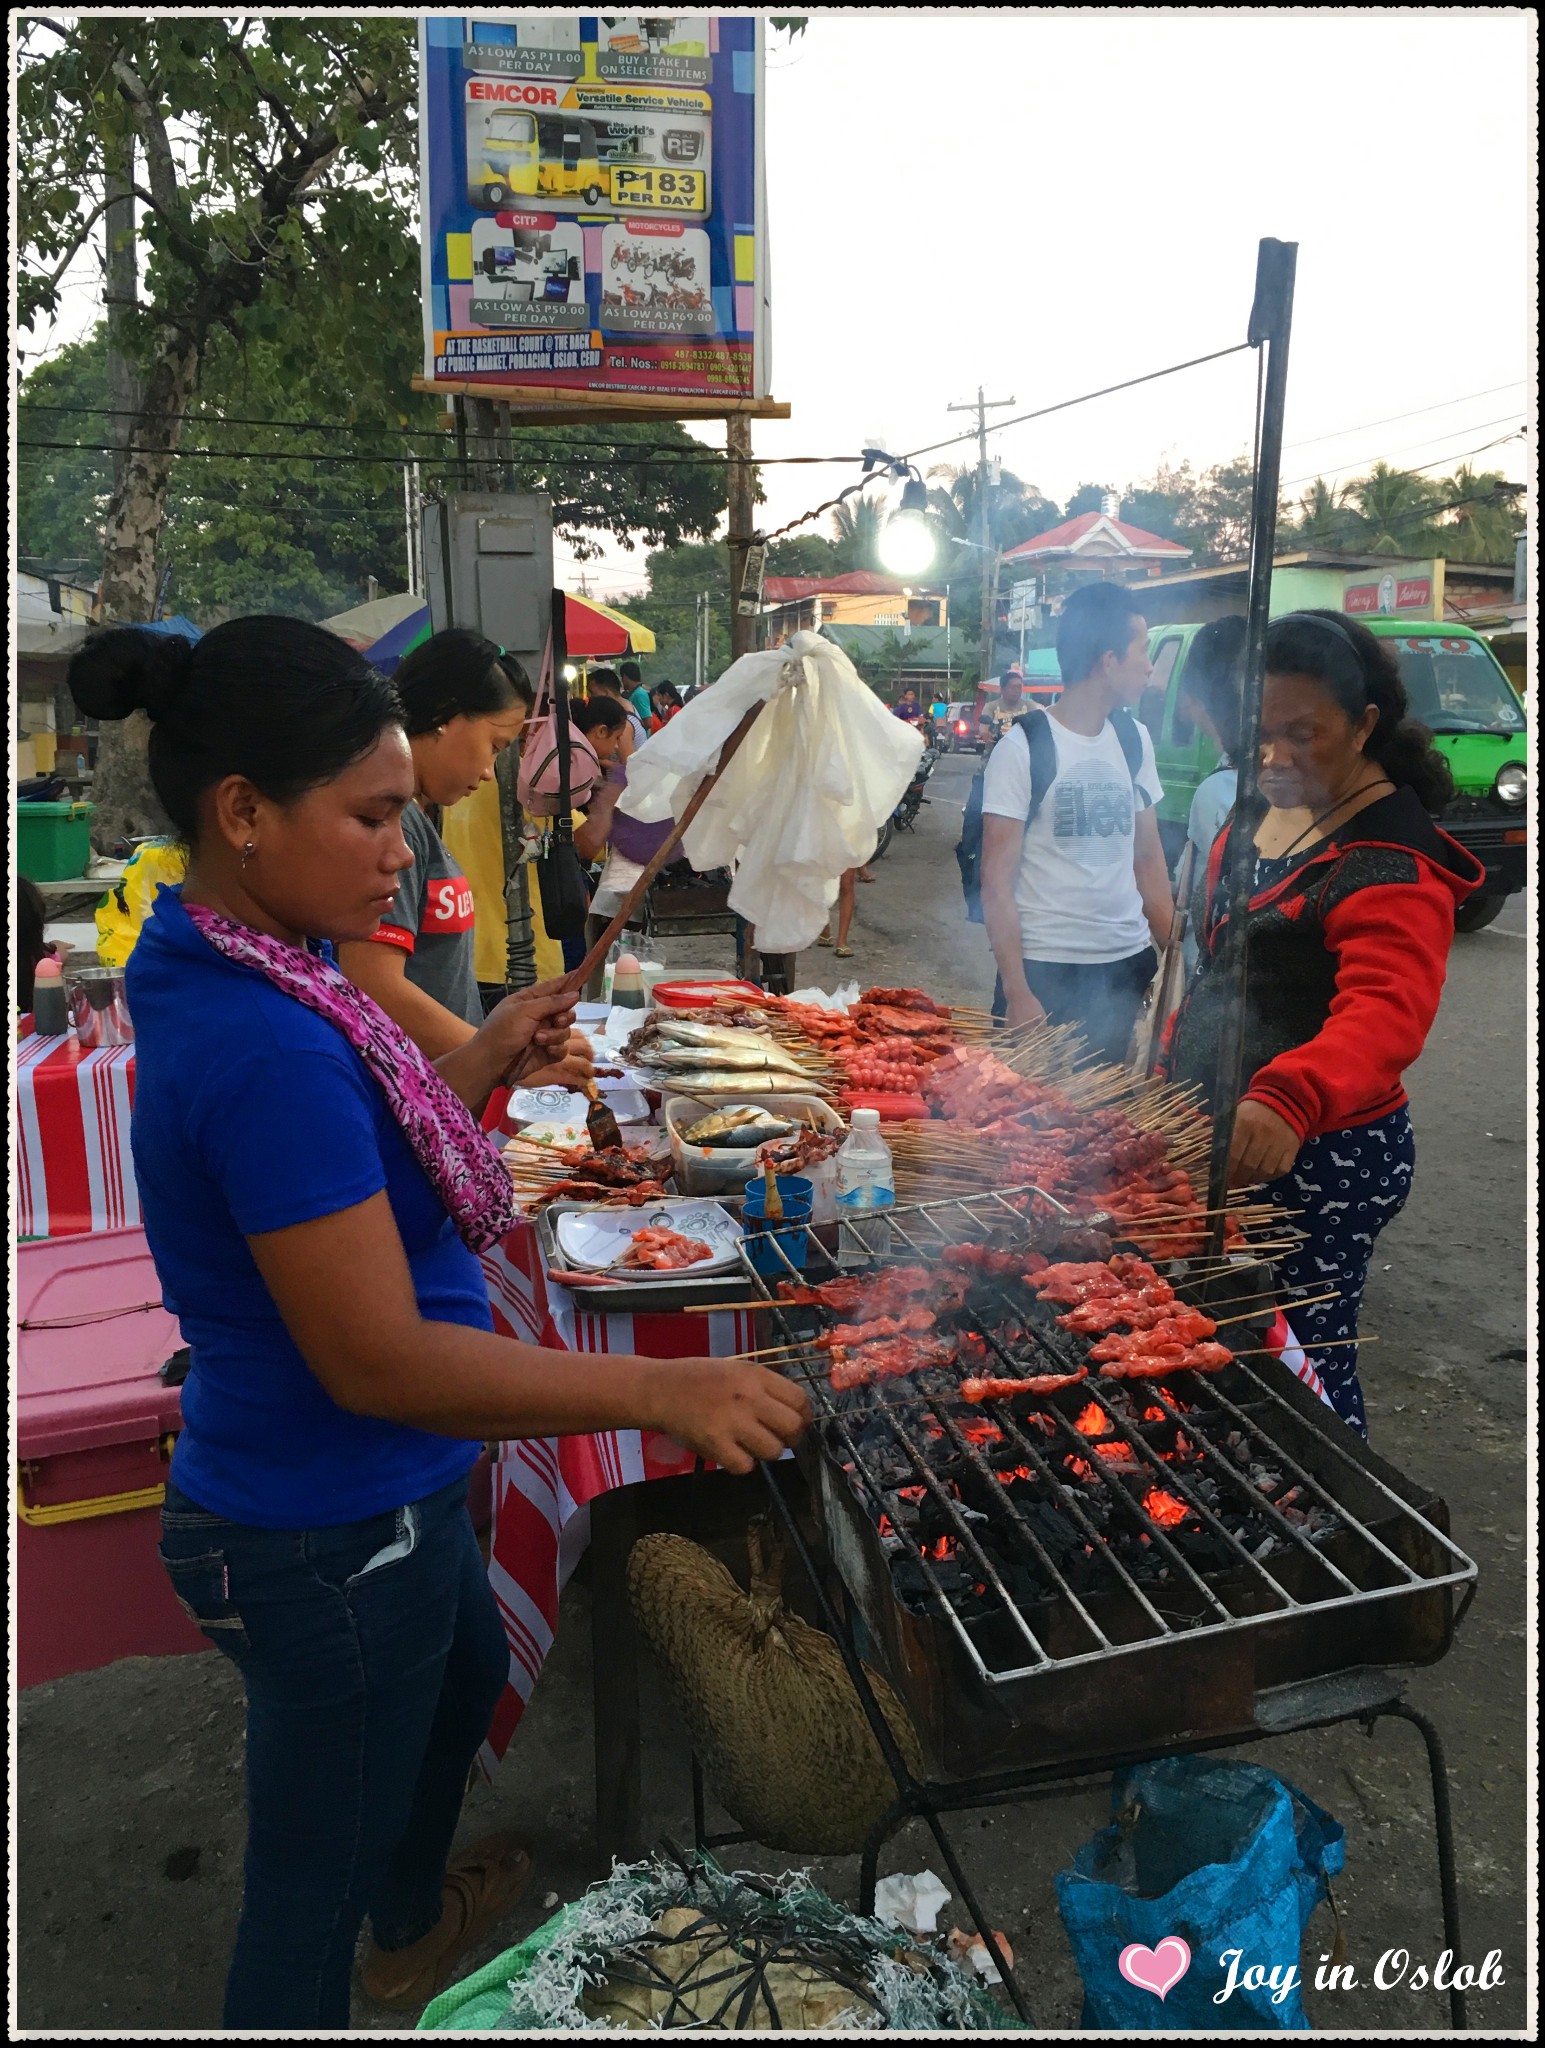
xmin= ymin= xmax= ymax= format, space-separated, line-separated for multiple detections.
xmin=736 ymin=1189 xmax=1476 ymax=1697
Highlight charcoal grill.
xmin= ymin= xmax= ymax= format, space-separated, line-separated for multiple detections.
xmin=716 ymin=1188 xmax=1478 ymax=2024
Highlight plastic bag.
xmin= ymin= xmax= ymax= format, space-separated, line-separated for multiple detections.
xmin=1054 ymin=1757 xmax=1344 ymax=2031
xmin=94 ymin=841 xmax=188 ymax=968
xmin=621 ymin=632 xmax=923 ymax=954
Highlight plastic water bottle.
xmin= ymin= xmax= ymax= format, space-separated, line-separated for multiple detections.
xmin=835 ymin=1108 xmax=895 ymax=1267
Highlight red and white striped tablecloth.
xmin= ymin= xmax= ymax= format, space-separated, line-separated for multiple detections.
xmin=476 ymin=1219 xmax=761 ymax=1770
xmin=14 ymin=1031 xmax=138 ymax=1239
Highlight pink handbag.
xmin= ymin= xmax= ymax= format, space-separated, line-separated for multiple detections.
xmin=516 ymin=632 xmax=600 ymax=817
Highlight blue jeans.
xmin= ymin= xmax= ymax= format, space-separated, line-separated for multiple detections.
xmin=991 ymin=947 xmax=1159 ymax=1065
xmin=158 ymin=1473 xmax=508 ymax=2028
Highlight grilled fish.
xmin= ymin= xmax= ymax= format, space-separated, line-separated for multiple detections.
xmin=653 ymin=1018 xmax=779 ymax=1051
xmin=649 ymin=1043 xmax=810 ymax=1076
xmin=681 ymin=1106 xmax=797 ymax=1148
xmin=665 ymin=1069 xmax=826 ymax=1096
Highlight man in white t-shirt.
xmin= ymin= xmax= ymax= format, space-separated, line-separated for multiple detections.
xmin=979 ymin=582 xmax=1174 ymax=1064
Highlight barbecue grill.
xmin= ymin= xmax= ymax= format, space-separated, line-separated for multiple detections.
xmin=715 ymin=1189 xmax=1478 ymax=2024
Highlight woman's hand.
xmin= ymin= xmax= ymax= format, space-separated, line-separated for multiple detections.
xmin=480 ymin=982 xmax=577 ymax=1072
xmin=515 ymin=1029 xmax=595 ymax=1092
xmin=1228 ymin=1099 xmax=1301 ymax=1187
xmin=643 ymin=1357 xmax=812 ymax=1475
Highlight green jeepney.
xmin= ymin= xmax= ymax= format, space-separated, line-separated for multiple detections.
xmin=1142 ymin=617 xmax=1528 ymax=931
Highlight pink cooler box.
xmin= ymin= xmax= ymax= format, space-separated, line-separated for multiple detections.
xmin=16 ymin=1228 xmax=206 ymax=1686
xmin=17 ymin=1231 xmax=497 ymax=1690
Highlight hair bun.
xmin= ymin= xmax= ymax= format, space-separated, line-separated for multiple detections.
xmin=67 ymin=628 xmax=196 ymax=724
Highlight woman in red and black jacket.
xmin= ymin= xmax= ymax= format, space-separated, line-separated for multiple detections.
xmin=1167 ymin=611 xmax=1483 ymax=1435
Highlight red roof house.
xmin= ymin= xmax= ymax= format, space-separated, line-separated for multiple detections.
xmin=1002 ymin=512 xmax=1191 ymax=574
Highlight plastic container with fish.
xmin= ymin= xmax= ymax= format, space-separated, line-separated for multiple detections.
xmin=665 ymin=1093 xmax=843 ymax=1199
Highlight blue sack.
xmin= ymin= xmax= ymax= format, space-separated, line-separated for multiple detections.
xmin=1055 ymin=1757 xmax=1345 ymax=2030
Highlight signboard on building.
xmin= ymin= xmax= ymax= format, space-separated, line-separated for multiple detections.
xmin=419 ymin=14 xmax=768 ymax=401
xmin=1343 ymin=561 xmax=1443 ymax=620
xmin=1005 ymin=578 xmax=1039 ymax=628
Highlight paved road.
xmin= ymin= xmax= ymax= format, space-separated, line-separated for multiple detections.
xmin=16 ymin=750 xmax=1530 ymax=2028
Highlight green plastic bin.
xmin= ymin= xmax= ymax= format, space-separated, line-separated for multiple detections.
xmin=16 ymin=801 xmax=94 ymax=882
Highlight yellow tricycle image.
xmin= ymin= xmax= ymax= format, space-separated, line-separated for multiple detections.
xmin=474 ymin=111 xmax=608 ymax=210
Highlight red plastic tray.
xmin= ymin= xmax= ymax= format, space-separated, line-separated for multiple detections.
xmin=651 ymin=978 xmax=764 ymax=1011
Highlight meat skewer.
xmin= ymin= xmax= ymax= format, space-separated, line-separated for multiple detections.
xmin=960 ymin=1369 xmax=1088 ymax=1403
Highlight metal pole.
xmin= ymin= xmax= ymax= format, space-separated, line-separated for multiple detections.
xmin=1205 ymin=238 xmax=1298 ymax=1247
xmin=403 ymin=464 xmax=416 ymax=595
xmin=726 ymin=415 xmax=756 ymax=660
xmin=947 ymin=388 xmax=1013 ymax=685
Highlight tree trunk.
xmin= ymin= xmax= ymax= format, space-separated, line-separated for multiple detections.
xmin=89 ymin=332 xmax=200 ymax=850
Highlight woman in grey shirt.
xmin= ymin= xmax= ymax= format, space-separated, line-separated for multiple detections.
xmin=340 ymin=630 xmax=589 ymax=1098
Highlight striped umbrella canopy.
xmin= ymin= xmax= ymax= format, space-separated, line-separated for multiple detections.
xmin=362 ymin=594 xmax=654 ymax=675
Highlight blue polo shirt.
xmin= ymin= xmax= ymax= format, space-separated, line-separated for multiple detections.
xmin=127 ymin=888 xmax=484 ymax=1528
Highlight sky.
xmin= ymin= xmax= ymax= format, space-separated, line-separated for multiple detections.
xmin=22 ymin=8 xmax=1535 ymax=604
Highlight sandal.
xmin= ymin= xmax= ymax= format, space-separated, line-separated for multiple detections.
xmin=835 ymin=944 xmax=854 ymax=958
xmin=360 ymin=1830 xmax=535 ymax=2010
xmin=816 ymin=929 xmax=833 ymax=946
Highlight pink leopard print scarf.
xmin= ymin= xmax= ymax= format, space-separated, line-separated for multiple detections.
xmin=184 ymin=901 xmax=516 ymax=1252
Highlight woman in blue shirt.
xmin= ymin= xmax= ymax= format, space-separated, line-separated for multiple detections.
xmin=68 ymin=618 xmax=809 ymax=2030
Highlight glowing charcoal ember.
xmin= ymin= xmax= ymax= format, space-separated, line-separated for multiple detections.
xmin=1143 ymin=1488 xmax=1189 ymax=1528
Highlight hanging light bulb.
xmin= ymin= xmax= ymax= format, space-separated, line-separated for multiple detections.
xmin=879 ymin=470 xmax=936 ymax=576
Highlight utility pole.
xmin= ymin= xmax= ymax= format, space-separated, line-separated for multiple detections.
xmin=947 ymin=385 xmax=1013 ymax=682
xmin=726 ymin=414 xmax=757 ymax=659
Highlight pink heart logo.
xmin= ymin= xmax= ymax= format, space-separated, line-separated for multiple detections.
xmin=1118 ymin=1936 xmax=1192 ymax=2000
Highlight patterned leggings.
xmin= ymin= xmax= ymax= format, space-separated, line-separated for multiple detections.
xmin=1264 ymin=1108 xmax=1416 ymax=1438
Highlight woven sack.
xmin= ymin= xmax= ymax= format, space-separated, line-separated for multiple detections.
xmin=627 ymin=1519 xmax=923 ymax=1854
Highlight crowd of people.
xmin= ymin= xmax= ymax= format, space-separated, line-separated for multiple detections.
xmin=24 ymin=586 xmax=1480 ymax=2026
xmin=974 ymin=580 xmax=1482 ymax=1437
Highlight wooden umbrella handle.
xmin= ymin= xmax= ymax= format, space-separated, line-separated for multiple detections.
xmin=559 ymin=696 xmax=770 ymax=995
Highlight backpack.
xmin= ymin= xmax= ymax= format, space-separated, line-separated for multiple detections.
xmin=956 ymin=706 xmax=1148 ymax=923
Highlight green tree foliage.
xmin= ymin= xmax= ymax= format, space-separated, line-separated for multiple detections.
xmin=623 ymin=539 xmax=731 ymax=686
xmin=1281 ymin=463 xmax=1522 ymax=562
xmin=1065 ymin=481 xmax=1114 ymax=518
xmin=829 ymin=495 xmax=885 ymax=573
xmin=16 ymin=17 xmax=726 ymax=624
xmin=1346 ymin=461 xmax=1447 ymax=557
xmin=1291 ymin=476 xmax=1353 ymax=548
xmin=1439 ymin=466 xmax=1523 ymax=563
xmin=765 ymin=534 xmax=842 ymax=577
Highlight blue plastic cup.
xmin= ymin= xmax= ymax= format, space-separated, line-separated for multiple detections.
xmin=741 ymin=1176 xmax=813 ymax=1276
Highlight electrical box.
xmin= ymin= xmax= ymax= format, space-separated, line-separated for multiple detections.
xmin=422 ymin=491 xmax=553 ymax=659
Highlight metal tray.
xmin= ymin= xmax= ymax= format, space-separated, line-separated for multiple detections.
xmin=534 ymin=1196 xmax=780 ymax=1316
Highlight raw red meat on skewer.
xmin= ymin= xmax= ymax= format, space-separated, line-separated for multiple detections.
xmin=942 ymin=1243 xmax=1029 ymax=1278
xmin=1098 ymin=1344 xmax=1232 ymax=1379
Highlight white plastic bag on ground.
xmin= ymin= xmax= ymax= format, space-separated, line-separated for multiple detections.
xmin=621 ymin=631 xmax=923 ymax=953
xmin=873 ymin=1869 xmax=952 ymax=1936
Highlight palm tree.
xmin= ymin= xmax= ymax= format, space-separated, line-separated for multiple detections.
xmin=1437 ymin=465 xmax=1523 ymax=564
xmin=1348 ymin=462 xmax=1446 ymax=557
xmin=829 ymin=495 xmax=885 ymax=572
xmin=926 ymin=462 xmax=1059 ymax=563
xmin=1292 ymin=476 xmax=1353 ymax=548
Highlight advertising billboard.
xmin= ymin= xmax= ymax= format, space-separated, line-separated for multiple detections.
xmin=419 ymin=14 xmax=767 ymax=401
